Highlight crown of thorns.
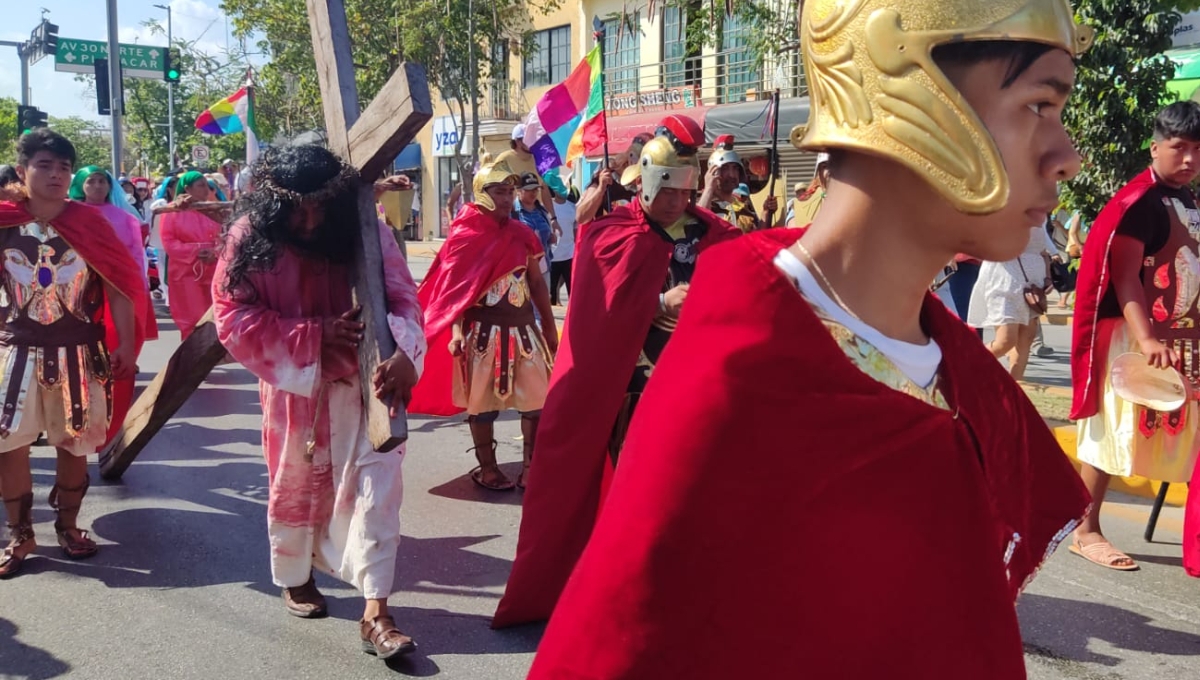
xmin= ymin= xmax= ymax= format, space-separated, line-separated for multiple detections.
xmin=253 ymin=159 xmax=361 ymax=203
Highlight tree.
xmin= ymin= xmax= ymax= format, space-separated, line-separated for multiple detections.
xmin=221 ymin=0 xmax=561 ymax=193
xmin=47 ymin=116 xmax=113 ymax=170
xmin=0 ymin=97 xmax=17 ymax=163
xmin=1061 ymin=3 xmax=1182 ymax=221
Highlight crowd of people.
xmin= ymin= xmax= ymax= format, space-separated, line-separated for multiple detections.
xmin=2 ymin=0 xmax=1200 ymax=675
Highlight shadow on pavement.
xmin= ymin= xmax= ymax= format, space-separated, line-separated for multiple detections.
xmin=0 ymin=618 xmax=72 ymax=679
xmin=1019 ymin=593 xmax=1200 ymax=665
xmin=426 ymin=464 xmax=528 ymax=507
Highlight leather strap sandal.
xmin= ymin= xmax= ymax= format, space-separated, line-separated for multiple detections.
xmin=49 ymin=476 xmax=99 ymax=560
xmin=360 ymin=615 xmax=417 ymax=659
xmin=0 ymin=493 xmax=35 ymax=579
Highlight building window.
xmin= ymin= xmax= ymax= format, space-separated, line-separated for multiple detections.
xmin=524 ymin=25 xmax=571 ymax=88
xmin=604 ymin=15 xmax=640 ymax=96
xmin=662 ymin=5 xmax=700 ymax=89
xmin=719 ymin=13 xmax=761 ymax=103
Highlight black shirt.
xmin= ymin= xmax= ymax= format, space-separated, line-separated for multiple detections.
xmin=1097 ymin=183 xmax=1200 ymax=319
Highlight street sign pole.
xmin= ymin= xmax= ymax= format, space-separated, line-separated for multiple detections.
xmin=106 ymin=0 xmax=123 ymax=172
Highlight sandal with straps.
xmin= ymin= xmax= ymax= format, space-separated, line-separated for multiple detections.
xmin=0 ymin=493 xmax=35 ymax=579
xmin=49 ymin=477 xmax=99 ymax=561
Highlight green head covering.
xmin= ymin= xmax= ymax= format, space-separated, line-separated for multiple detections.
xmin=68 ymin=165 xmax=109 ymax=201
xmin=176 ymin=170 xmax=207 ymax=195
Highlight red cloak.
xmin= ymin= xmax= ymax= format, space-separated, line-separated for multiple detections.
xmin=408 ymin=203 xmax=545 ymax=416
xmin=0 ymin=200 xmax=153 ymax=353
xmin=527 ymin=229 xmax=1090 ymax=679
xmin=1070 ymin=168 xmax=1158 ymax=420
xmin=491 ymin=199 xmax=739 ymax=628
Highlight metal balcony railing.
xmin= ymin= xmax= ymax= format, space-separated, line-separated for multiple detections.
xmin=601 ymin=47 xmax=806 ymax=112
xmin=441 ymin=78 xmax=530 ymax=122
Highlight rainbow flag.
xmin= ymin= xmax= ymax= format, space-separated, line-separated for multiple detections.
xmin=523 ymin=45 xmax=606 ymax=174
xmin=195 ymin=87 xmax=260 ymax=164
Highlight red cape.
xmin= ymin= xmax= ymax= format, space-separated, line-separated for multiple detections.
xmin=1070 ymin=168 xmax=1158 ymax=420
xmin=526 ymin=229 xmax=1090 ymax=678
xmin=0 ymin=200 xmax=153 ymax=351
xmin=408 ymin=203 xmax=544 ymax=416
xmin=492 ymin=199 xmax=739 ymax=628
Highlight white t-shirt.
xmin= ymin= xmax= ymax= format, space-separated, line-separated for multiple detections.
xmin=774 ymin=248 xmax=942 ymax=388
xmin=552 ymin=201 xmax=577 ymax=262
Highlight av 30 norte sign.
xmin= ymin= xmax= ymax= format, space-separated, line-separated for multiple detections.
xmin=55 ymin=39 xmax=167 ymax=80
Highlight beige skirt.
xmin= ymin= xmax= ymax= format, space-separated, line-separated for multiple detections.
xmin=453 ymin=320 xmax=552 ymax=415
xmin=1077 ymin=320 xmax=1200 ymax=482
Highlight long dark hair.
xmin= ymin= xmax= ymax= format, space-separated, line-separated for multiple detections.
xmin=221 ymin=144 xmax=360 ymax=300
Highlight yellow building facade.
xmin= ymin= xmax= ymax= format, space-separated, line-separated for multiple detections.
xmin=405 ymin=0 xmax=812 ymax=241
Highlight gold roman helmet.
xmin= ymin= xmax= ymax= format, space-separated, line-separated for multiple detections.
xmin=636 ymin=115 xmax=706 ymax=206
xmin=794 ymin=0 xmax=1092 ymax=214
xmin=472 ymin=155 xmax=519 ymax=212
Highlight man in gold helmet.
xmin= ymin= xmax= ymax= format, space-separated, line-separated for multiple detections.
xmin=526 ymin=1 xmax=1093 ymax=677
xmin=409 ymin=156 xmax=558 ymax=491
xmin=699 ymin=134 xmax=778 ymax=232
xmin=492 ymin=114 xmax=739 ymax=628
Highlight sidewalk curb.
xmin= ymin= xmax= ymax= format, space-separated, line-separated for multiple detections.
xmin=1049 ymin=422 xmax=1189 ymax=507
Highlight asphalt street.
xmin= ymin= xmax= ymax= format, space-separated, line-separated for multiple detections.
xmin=1 ymin=254 xmax=1197 ymax=680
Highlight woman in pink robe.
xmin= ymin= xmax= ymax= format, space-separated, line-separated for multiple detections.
xmin=68 ymin=166 xmax=159 ymax=451
xmin=160 ymin=171 xmax=222 ymax=340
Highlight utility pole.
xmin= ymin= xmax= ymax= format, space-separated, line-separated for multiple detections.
xmin=106 ymin=0 xmax=123 ymax=172
xmin=154 ymin=3 xmax=174 ymax=168
xmin=0 ymin=41 xmax=32 ymax=105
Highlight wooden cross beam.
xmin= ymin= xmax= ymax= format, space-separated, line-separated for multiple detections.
xmin=98 ymin=0 xmax=432 ymax=479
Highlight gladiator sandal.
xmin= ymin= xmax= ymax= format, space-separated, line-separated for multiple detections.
xmin=518 ymin=414 xmax=539 ymax=490
xmin=48 ymin=476 xmax=99 ymax=560
xmin=467 ymin=439 xmax=514 ymax=491
xmin=0 ymin=493 xmax=35 ymax=579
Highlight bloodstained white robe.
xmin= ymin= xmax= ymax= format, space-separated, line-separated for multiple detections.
xmin=212 ymin=218 xmax=426 ymax=598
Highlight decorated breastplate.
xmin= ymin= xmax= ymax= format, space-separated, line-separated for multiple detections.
xmin=479 ymin=268 xmax=532 ymax=310
xmin=0 ymin=223 xmax=103 ymax=344
xmin=1139 ymin=193 xmax=1200 ymax=399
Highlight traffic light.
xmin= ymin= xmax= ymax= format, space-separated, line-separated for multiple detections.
xmin=164 ymin=48 xmax=181 ymax=83
xmin=40 ymin=21 xmax=58 ymax=54
xmin=93 ymin=59 xmax=125 ymax=116
xmin=16 ymin=105 xmax=48 ymax=136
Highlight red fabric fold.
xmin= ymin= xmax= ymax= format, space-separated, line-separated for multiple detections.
xmin=525 ymin=229 xmax=1090 ymax=678
xmin=1070 ymin=168 xmax=1157 ymax=420
xmin=492 ymin=200 xmax=738 ymax=628
xmin=0 ymin=200 xmax=153 ymax=352
xmin=408 ymin=203 xmax=544 ymax=416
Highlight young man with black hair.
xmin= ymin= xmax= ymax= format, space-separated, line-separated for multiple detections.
xmin=213 ymin=144 xmax=426 ymax=659
xmin=0 ymin=129 xmax=147 ymax=578
xmin=524 ymin=1 xmax=1093 ymax=677
xmin=1072 ymin=100 xmax=1200 ymax=575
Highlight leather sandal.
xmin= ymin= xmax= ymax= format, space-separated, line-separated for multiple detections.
xmin=49 ymin=476 xmax=99 ymax=560
xmin=0 ymin=493 xmax=35 ymax=579
xmin=282 ymin=575 xmax=328 ymax=618
xmin=360 ymin=615 xmax=417 ymax=659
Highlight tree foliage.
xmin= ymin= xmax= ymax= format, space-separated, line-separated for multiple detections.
xmin=1061 ymin=2 xmax=1181 ymax=221
xmin=0 ymin=96 xmax=112 ymax=171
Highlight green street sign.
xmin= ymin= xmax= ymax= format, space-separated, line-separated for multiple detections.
xmin=54 ymin=38 xmax=168 ymax=80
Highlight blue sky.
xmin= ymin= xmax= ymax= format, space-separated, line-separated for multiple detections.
xmin=1 ymin=0 xmax=242 ymax=122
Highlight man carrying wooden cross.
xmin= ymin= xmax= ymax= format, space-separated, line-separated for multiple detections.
xmin=212 ymin=144 xmax=426 ymax=660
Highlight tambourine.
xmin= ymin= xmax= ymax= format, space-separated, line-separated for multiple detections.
xmin=1111 ymin=352 xmax=1189 ymax=412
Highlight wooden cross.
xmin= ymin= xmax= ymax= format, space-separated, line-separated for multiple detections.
xmin=98 ymin=0 xmax=433 ymax=479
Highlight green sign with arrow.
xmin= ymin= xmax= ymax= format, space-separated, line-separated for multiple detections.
xmin=55 ymin=39 xmax=167 ymax=80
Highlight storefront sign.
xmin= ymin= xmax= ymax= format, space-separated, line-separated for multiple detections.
xmin=1175 ymin=10 xmax=1200 ymax=48
xmin=432 ymin=115 xmax=464 ymax=157
xmin=606 ymin=86 xmax=699 ymax=117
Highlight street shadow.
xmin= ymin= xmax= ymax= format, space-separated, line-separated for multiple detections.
xmin=408 ymin=418 xmax=468 ymax=435
xmin=174 ymin=386 xmax=262 ymax=419
xmin=1123 ymin=551 xmax=1185 ymax=568
xmin=1018 ymin=593 xmax=1200 ymax=665
xmin=426 ymin=464 xmax=527 ymax=506
xmin=318 ymin=600 xmax=540 ymax=663
xmin=393 ymin=533 xmax=514 ymax=594
xmin=0 ymin=618 xmax=71 ymax=679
